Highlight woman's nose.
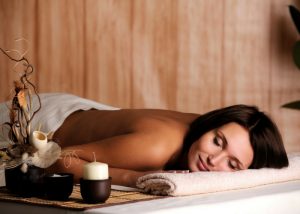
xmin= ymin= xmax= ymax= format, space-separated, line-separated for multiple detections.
xmin=207 ymin=152 xmax=226 ymax=168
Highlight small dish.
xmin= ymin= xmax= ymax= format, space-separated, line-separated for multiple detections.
xmin=44 ymin=173 xmax=74 ymax=201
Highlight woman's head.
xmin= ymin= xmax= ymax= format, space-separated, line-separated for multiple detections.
xmin=184 ymin=105 xmax=289 ymax=172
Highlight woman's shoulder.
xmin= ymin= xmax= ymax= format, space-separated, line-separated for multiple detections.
xmin=127 ymin=109 xmax=192 ymax=132
xmin=127 ymin=110 xmax=193 ymax=150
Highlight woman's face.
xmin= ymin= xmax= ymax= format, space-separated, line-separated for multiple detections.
xmin=188 ymin=122 xmax=254 ymax=172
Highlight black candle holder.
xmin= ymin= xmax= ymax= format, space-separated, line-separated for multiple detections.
xmin=80 ymin=177 xmax=111 ymax=203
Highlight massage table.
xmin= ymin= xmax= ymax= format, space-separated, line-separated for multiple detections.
xmin=0 ymin=177 xmax=299 ymax=214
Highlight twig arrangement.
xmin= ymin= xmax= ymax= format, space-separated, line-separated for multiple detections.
xmin=2 ymin=48 xmax=40 ymax=140
xmin=0 ymin=47 xmax=61 ymax=171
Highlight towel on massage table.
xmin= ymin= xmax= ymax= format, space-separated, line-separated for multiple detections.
xmin=136 ymin=153 xmax=300 ymax=196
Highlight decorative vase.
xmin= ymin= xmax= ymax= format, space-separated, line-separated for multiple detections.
xmin=5 ymin=165 xmax=46 ymax=197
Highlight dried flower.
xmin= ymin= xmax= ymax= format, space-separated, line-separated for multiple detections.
xmin=13 ymin=81 xmax=24 ymax=92
xmin=17 ymin=90 xmax=27 ymax=109
xmin=9 ymin=109 xmax=16 ymax=124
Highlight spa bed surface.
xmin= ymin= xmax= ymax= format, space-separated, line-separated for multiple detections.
xmin=0 ymin=178 xmax=299 ymax=214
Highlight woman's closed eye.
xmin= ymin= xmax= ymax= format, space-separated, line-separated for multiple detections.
xmin=228 ymin=160 xmax=239 ymax=170
xmin=213 ymin=135 xmax=223 ymax=148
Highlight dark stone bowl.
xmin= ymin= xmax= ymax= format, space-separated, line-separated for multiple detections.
xmin=5 ymin=165 xmax=45 ymax=197
xmin=44 ymin=173 xmax=74 ymax=201
xmin=80 ymin=177 xmax=111 ymax=203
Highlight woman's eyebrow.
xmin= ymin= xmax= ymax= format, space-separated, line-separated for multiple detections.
xmin=217 ymin=130 xmax=245 ymax=169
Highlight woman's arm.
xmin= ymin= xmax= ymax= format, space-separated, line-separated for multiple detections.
xmin=47 ymin=155 xmax=160 ymax=187
xmin=60 ymin=130 xmax=179 ymax=171
xmin=109 ymin=167 xmax=159 ymax=187
xmin=49 ymin=128 xmax=181 ymax=186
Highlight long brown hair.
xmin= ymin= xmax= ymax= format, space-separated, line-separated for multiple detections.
xmin=183 ymin=105 xmax=289 ymax=169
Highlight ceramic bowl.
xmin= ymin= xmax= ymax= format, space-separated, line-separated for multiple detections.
xmin=80 ymin=177 xmax=111 ymax=203
xmin=5 ymin=165 xmax=45 ymax=197
xmin=44 ymin=173 xmax=74 ymax=201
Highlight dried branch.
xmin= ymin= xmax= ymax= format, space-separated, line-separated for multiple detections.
xmin=0 ymin=45 xmax=61 ymax=171
xmin=0 ymin=47 xmax=41 ymax=145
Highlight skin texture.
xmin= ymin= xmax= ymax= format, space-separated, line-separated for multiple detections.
xmin=49 ymin=109 xmax=254 ymax=187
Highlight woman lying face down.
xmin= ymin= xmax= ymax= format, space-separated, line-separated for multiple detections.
xmin=49 ymin=104 xmax=288 ymax=187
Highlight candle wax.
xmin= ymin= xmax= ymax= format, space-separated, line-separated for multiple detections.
xmin=83 ymin=162 xmax=109 ymax=180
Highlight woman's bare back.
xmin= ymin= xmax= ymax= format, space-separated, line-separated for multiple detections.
xmin=51 ymin=109 xmax=199 ymax=186
xmin=54 ymin=109 xmax=198 ymax=148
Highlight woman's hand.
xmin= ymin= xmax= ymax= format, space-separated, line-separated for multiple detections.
xmin=116 ymin=169 xmax=190 ymax=188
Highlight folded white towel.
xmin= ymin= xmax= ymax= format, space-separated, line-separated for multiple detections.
xmin=136 ymin=153 xmax=300 ymax=196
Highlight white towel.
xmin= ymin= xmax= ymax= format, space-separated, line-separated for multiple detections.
xmin=0 ymin=93 xmax=118 ymax=147
xmin=136 ymin=153 xmax=300 ymax=196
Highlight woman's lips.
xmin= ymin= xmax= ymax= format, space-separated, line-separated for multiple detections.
xmin=197 ymin=156 xmax=209 ymax=171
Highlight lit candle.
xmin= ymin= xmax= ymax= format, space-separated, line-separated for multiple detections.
xmin=83 ymin=162 xmax=109 ymax=180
